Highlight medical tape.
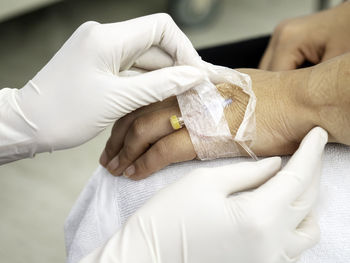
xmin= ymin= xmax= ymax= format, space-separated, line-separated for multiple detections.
xmin=176 ymin=65 xmax=257 ymax=160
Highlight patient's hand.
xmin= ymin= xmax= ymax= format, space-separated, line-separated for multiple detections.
xmin=100 ymin=53 xmax=350 ymax=180
xmin=259 ymin=1 xmax=350 ymax=70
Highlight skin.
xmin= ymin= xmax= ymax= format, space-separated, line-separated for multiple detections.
xmin=99 ymin=52 xmax=350 ymax=180
xmin=259 ymin=1 xmax=350 ymax=71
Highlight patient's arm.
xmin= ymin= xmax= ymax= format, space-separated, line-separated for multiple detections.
xmin=100 ymin=52 xmax=350 ymax=180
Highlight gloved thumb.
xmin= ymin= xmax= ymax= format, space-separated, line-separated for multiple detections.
xmin=212 ymin=157 xmax=282 ymax=195
xmin=255 ymin=127 xmax=327 ymax=205
xmin=134 ymin=46 xmax=174 ymax=71
xmin=120 ymin=65 xmax=206 ymax=104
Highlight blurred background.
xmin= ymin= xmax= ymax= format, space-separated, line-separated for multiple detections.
xmin=0 ymin=0 xmax=342 ymax=262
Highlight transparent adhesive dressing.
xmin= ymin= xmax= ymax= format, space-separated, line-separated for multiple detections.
xmin=176 ymin=63 xmax=257 ymax=160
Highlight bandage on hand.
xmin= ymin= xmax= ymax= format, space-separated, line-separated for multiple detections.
xmin=100 ymin=53 xmax=350 ymax=180
xmin=99 ymin=68 xmax=302 ymax=180
xmin=98 ymin=81 xmax=251 ymax=180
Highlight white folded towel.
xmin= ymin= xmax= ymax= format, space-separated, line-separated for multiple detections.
xmin=64 ymin=144 xmax=350 ymax=263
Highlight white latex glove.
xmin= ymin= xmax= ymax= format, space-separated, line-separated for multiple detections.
xmin=80 ymin=127 xmax=328 ymax=263
xmin=0 ymin=14 xmax=204 ymax=164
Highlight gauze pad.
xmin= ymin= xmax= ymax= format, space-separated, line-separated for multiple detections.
xmin=177 ymin=64 xmax=257 ymax=160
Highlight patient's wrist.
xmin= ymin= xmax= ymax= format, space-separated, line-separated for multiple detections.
xmin=235 ymin=68 xmax=318 ymax=156
xmin=279 ymin=68 xmax=319 ymax=143
xmin=302 ymin=52 xmax=350 ymax=145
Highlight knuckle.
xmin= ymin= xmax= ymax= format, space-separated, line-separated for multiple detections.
xmin=123 ymin=112 xmax=135 ymax=124
xmin=78 ymin=22 xmax=107 ymax=50
xmin=288 ymin=172 xmax=304 ymax=189
xmin=275 ymin=20 xmax=299 ymax=42
xmin=247 ymin=217 xmax=270 ymax=239
xmin=114 ymin=113 xmax=135 ymax=131
xmin=121 ymin=143 xmax=135 ymax=162
xmin=114 ymin=116 xmax=126 ymax=129
xmin=130 ymin=118 xmax=147 ymax=139
xmin=77 ymin=21 xmax=100 ymax=32
xmin=137 ymin=157 xmax=151 ymax=174
xmin=229 ymin=200 xmax=268 ymax=237
xmin=155 ymin=13 xmax=174 ymax=24
xmin=153 ymin=140 xmax=169 ymax=160
xmin=242 ymin=204 xmax=272 ymax=232
xmin=104 ymin=140 xmax=115 ymax=158
xmin=278 ymin=170 xmax=302 ymax=188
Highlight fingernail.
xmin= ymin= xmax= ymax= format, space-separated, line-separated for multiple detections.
xmin=107 ymin=155 xmax=119 ymax=171
xmin=124 ymin=165 xmax=135 ymax=178
xmin=99 ymin=150 xmax=108 ymax=167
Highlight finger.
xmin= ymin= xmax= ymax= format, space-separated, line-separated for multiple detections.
xmin=268 ymin=49 xmax=302 ymax=71
xmin=259 ymin=27 xmax=304 ymax=71
xmin=116 ymin=65 xmax=204 ymax=112
xmin=119 ymin=67 xmax=147 ymax=77
xmin=125 ymin=128 xmax=196 ymax=180
xmin=258 ymin=38 xmax=274 ymax=70
xmin=134 ymin=46 xmax=174 ymax=71
xmin=280 ymin=126 xmax=327 ymax=197
xmin=106 ymin=13 xmax=202 ymax=69
xmin=257 ymin=127 xmax=328 ymax=204
xmin=107 ymin=106 xmax=181 ymax=176
xmin=202 ymin=157 xmax=282 ymax=195
xmin=288 ymin=164 xmax=320 ymax=228
xmin=285 ymin=212 xmax=320 ymax=259
xmin=100 ymin=97 xmax=177 ymax=167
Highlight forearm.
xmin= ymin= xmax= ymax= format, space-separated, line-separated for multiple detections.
xmin=235 ymin=53 xmax=350 ymax=156
xmin=303 ymin=51 xmax=350 ymax=145
xmin=229 ymin=68 xmax=315 ymax=156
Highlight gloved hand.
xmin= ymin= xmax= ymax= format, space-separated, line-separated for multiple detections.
xmin=0 ymin=14 xmax=204 ymax=164
xmin=80 ymin=127 xmax=327 ymax=263
xmin=259 ymin=1 xmax=350 ymax=71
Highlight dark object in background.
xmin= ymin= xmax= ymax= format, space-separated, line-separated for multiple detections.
xmin=168 ymin=0 xmax=221 ymax=27
xmin=198 ymin=35 xmax=315 ymax=69
xmin=198 ymin=36 xmax=271 ymax=68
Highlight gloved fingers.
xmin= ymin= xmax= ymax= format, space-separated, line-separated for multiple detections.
xmin=255 ymin=127 xmax=327 ymax=205
xmin=100 ymin=97 xmax=177 ymax=167
xmin=280 ymin=127 xmax=327 ymax=200
xmin=134 ymin=46 xmax=174 ymax=71
xmin=288 ymin=166 xmax=320 ymax=228
xmin=106 ymin=106 xmax=180 ymax=176
xmin=285 ymin=212 xmax=320 ymax=259
xmin=212 ymin=157 xmax=281 ymax=195
xmin=116 ymin=65 xmax=204 ymax=108
xmin=119 ymin=67 xmax=147 ymax=77
xmin=106 ymin=13 xmax=201 ymax=70
xmin=122 ymin=128 xmax=196 ymax=180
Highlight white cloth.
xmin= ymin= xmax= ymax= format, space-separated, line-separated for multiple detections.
xmin=64 ymin=144 xmax=350 ymax=263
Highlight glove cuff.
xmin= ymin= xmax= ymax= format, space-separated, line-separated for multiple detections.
xmin=0 ymin=86 xmax=50 ymax=164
